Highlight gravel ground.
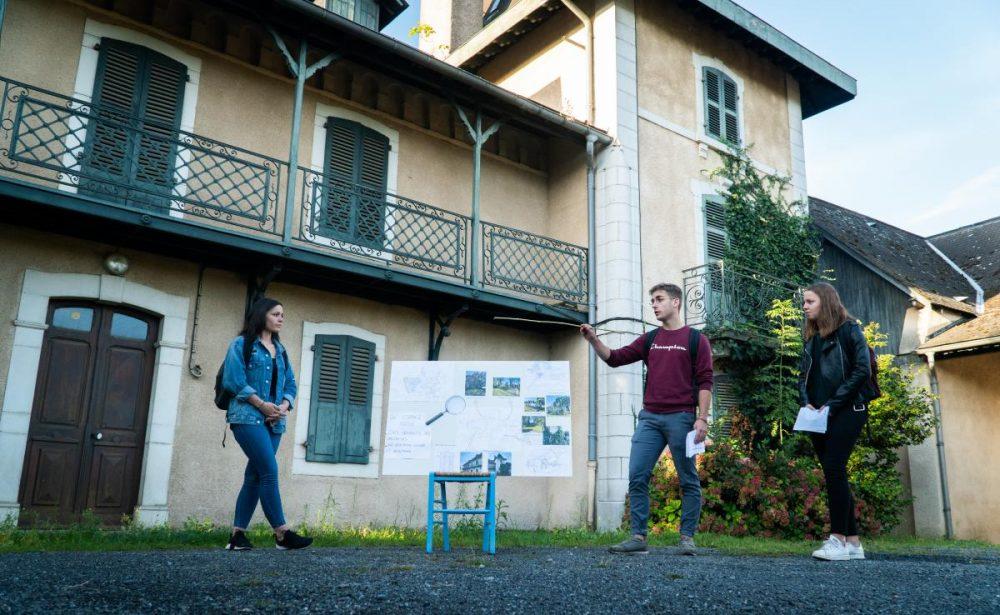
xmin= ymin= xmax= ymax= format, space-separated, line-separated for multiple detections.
xmin=1 ymin=545 xmax=998 ymax=613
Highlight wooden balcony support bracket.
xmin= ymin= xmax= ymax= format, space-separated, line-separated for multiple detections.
xmin=427 ymin=304 xmax=469 ymax=361
xmin=265 ymin=24 xmax=340 ymax=244
xmin=451 ymin=100 xmax=503 ymax=289
xmin=245 ymin=263 xmax=283 ymax=318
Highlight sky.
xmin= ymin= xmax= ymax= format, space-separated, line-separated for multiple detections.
xmin=382 ymin=1 xmax=1000 ymax=237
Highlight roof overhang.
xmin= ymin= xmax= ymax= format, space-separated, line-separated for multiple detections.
xmin=374 ymin=0 xmax=409 ymax=31
xmin=208 ymin=0 xmax=610 ymax=145
xmin=450 ymin=0 xmax=857 ymax=119
xmin=917 ymin=335 xmax=1000 ymax=358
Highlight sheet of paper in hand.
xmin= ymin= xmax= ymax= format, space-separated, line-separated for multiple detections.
xmin=685 ymin=430 xmax=706 ymax=457
xmin=793 ymin=406 xmax=829 ymax=433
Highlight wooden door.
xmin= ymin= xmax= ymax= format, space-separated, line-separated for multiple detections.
xmin=19 ymin=302 xmax=159 ymax=526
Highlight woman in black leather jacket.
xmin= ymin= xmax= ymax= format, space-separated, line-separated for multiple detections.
xmin=799 ymin=282 xmax=871 ymax=561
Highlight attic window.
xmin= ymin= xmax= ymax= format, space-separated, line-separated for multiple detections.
xmin=484 ymin=0 xmax=512 ymax=26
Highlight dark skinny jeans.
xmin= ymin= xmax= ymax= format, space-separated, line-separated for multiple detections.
xmin=810 ymin=406 xmax=867 ymax=536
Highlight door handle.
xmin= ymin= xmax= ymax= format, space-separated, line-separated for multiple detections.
xmin=91 ymin=432 xmax=103 ymax=441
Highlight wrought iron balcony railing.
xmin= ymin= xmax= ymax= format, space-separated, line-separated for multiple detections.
xmin=682 ymin=261 xmax=801 ymax=330
xmin=0 ymin=75 xmax=589 ymax=307
xmin=0 ymin=77 xmax=284 ymax=235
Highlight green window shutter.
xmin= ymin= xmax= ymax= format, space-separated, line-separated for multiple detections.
xmin=703 ymin=67 xmax=740 ymax=144
xmin=83 ymin=39 xmax=143 ymax=186
xmin=307 ymin=335 xmax=346 ymax=463
xmin=703 ymin=67 xmax=722 ymax=140
xmin=340 ymin=337 xmax=375 ymax=463
xmin=322 ymin=118 xmax=389 ymax=247
xmin=306 ymin=335 xmax=375 ymax=464
xmin=83 ymin=39 xmax=186 ymax=205
xmin=721 ymin=75 xmax=740 ymax=145
xmin=704 ymin=197 xmax=727 ymax=262
xmin=712 ymin=374 xmax=737 ymax=437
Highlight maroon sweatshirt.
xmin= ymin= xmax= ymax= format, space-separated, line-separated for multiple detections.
xmin=607 ymin=326 xmax=714 ymax=414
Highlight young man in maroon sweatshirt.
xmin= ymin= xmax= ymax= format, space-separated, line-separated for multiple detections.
xmin=581 ymin=283 xmax=713 ymax=555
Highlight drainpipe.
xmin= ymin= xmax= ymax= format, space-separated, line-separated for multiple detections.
xmin=586 ymin=134 xmax=598 ymax=463
xmin=926 ymin=351 xmax=955 ymax=539
xmin=559 ymin=0 xmax=595 ymax=125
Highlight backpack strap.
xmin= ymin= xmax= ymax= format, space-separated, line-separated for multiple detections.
xmin=689 ymin=328 xmax=701 ymax=406
xmin=641 ymin=329 xmax=658 ymax=396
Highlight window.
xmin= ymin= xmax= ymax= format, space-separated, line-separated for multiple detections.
xmin=81 ymin=38 xmax=187 ymax=207
xmin=306 ymin=335 xmax=376 ymax=464
xmin=321 ymin=117 xmax=390 ymax=248
xmin=327 ymin=0 xmax=380 ymax=30
xmin=51 ymin=307 xmax=94 ymax=332
xmin=702 ymin=67 xmax=740 ymax=145
xmin=711 ymin=374 xmax=736 ymax=436
xmin=483 ymin=0 xmax=512 ymax=25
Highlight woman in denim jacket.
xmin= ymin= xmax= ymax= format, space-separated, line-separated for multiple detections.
xmin=223 ymin=297 xmax=311 ymax=551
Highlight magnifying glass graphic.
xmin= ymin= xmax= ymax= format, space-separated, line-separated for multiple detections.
xmin=426 ymin=395 xmax=466 ymax=425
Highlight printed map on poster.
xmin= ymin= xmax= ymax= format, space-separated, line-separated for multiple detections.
xmin=383 ymin=361 xmax=572 ymax=477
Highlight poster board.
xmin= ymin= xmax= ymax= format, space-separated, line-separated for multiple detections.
xmin=383 ymin=361 xmax=572 ymax=477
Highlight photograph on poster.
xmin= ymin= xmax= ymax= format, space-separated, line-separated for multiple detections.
xmin=546 ymin=395 xmax=570 ymax=416
xmin=465 ymin=370 xmax=486 ymax=396
xmin=493 ymin=376 xmax=520 ymax=396
xmin=522 ymin=415 xmax=545 ymax=433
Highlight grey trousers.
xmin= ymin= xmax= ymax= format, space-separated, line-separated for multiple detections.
xmin=628 ymin=410 xmax=702 ymax=537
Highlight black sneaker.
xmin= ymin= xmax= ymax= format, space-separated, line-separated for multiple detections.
xmin=609 ymin=535 xmax=649 ymax=555
xmin=225 ymin=530 xmax=253 ymax=551
xmin=275 ymin=529 xmax=313 ymax=550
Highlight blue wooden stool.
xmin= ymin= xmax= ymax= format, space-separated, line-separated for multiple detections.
xmin=425 ymin=471 xmax=497 ymax=554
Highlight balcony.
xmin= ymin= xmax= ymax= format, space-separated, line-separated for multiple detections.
xmin=0 ymin=75 xmax=588 ymax=312
xmin=682 ymin=262 xmax=801 ymax=333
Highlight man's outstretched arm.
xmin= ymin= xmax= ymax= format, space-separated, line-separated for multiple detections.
xmin=580 ymin=324 xmax=612 ymax=362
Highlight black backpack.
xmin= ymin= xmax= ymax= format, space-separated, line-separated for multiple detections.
xmin=642 ymin=327 xmax=702 ymax=405
xmin=835 ymin=323 xmax=882 ymax=403
xmin=214 ymin=336 xmax=254 ymax=410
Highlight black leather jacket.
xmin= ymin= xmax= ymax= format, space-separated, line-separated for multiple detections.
xmin=798 ymin=320 xmax=871 ymax=411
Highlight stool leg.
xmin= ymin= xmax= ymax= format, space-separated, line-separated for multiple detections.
xmin=441 ymin=482 xmax=451 ymax=552
xmin=488 ymin=474 xmax=497 ymax=554
xmin=441 ymin=482 xmax=451 ymax=551
xmin=426 ymin=473 xmax=435 ymax=554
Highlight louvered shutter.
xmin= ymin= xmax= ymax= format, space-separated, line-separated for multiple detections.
xmin=340 ymin=337 xmax=375 ymax=463
xmin=307 ymin=335 xmax=346 ymax=463
xmin=82 ymin=39 xmax=185 ymax=206
xmin=721 ymin=75 xmax=740 ymax=144
xmin=306 ymin=335 xmax=374 ymax=464
xmin=703 ymin=67 xmax=722 ymax=140
xmin=322 ymin=118 xmax=357 ymax=236
xmin=712 ymin=374 xmax=737 ymax=437
xmin=322 ymin=118 xmax=388 ymax=248
xmin=133 ymin=52 xmax=187 ymax=199
xmin=704 ymin=197 xmax=727 ymax=262
xmin=703 ymin=68 xmax=740 ymax=145
xmin=355 ymin=127 xmax=388 ymax=245
xmin=83 ymin=40 xmax=143 ymax=189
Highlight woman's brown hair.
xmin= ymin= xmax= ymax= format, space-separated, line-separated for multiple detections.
xmin=803 ymin=282 xmax=851 ymax=340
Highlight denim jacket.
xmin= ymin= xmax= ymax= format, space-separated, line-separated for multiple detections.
xmin=223 ymin=335 xmax=297 ymax=433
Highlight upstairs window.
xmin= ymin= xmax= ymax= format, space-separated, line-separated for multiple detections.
xmin=327 ymin=0 xmax=380 ymax=30
xmin=702 ymin=67 xmax=740 ymax=145
xmin=320 ymin=117 xmax=390 ymax=248
xmin=483 ymin=0 xmax=512 ymax=26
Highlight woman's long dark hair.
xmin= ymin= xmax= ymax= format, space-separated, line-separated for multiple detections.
xmin=240 ymin=297 xmax=282 ymax=346
xmin=803 ymin=282 xmax=850 ymax=341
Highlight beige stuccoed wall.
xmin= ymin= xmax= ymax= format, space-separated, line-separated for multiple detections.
xmin=934 ymin=352 xmax=1000 ymax=543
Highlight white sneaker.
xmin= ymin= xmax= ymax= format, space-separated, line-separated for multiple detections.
xmin=812 ymin=535 xmax=851 ymax=561
xmin=847 ymin=542 xmax=865 ymax=560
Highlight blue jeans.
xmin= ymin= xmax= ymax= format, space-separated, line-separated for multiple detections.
xmin=628 ymin=410 xmax=701 ymax=537
xmin=231 ymin=423 xmax=286 ymax=529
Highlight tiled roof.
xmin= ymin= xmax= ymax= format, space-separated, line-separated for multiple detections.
xmin=921 ymin=295 xmax=1000 ymax=350
xmin=810 ymin=197 xmax=978 ymax=312
xmin=930 ymin=216 xmax=1000 ymax=298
